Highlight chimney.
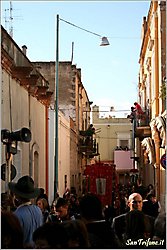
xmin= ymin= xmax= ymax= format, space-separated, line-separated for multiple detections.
xmin=22 ymin=45 xmax=27 ymax=55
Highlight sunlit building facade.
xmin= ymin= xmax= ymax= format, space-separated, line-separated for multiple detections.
xmin=137 ymin=1 xmax=166 ymax=210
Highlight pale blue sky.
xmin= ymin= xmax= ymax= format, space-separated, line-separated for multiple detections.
xmin=1 ymin=1 xmax=151 ymax=117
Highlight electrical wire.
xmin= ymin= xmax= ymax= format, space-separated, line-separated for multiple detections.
xmin=59 ymin=17 xmax=102 ymax=38
xmin=59 ymin=17 xmax=140 ymax=40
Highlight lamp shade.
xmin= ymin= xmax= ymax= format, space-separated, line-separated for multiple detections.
xmin=100 ymin=36 xmax=110 ymax=46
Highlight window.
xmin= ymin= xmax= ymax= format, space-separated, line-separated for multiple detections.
xmin=72 ymin=175 xmax=74 ymax=187
xmin=64 ymin=175 xmax=67 ymax=189
xmin=13 ymin=147 xmax=22 ymax=181
xmin=34 ymin=151 xmax=39 ymax=187
xmin=120 ymin=140 xmax=128 ymax=148
xmin=117 ymin=132 xmax=131 ymax=149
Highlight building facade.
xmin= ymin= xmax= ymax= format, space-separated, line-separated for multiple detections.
xmin=32 ymin=61 xmax=92 ymax=198
xmin=1 ymin=26 xmax=53 ymax=194
xmin=1 ymin=26 xmax=93 ymax=203
xmin=92 ymin=105 xmax=134 ymax=184
xmin=137 ymin=1 xmax=166 ymax=210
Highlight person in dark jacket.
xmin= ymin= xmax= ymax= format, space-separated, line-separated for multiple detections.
xmin=1 ymin=210 xmax=24 ymax=249
xmin=124 ymin=210 xmax=153 ymax=241
xmin=142 ymin=193 xmax=161 ymax=218
xmin=153 ymin=212 xmax=166 ymax=247
xmin=79 ymin=193 xmax=121 ymax=248
xmin=111 ymin=192 xmax=155 ymax=246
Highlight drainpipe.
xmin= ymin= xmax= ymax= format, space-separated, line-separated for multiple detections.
xmin=45 ymin=106 xmax=49 ymax=195
xmin=154 ymin=132 xmax=161 ymax=200
xmin=28 ymin=93 xmax=32 ymax=176
xmin=153 ymin=1 xmax=160 ymax=200
xmin=154 ymin=1 xmax=159 ymax=115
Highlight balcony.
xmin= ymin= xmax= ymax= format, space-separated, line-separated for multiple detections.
xmin=36 ymin=91 xmax=53 ymax=106
xmin=11 ymin=66 xmax=33 ymax=80
xmin=134 ymin=113 xmax=151 ymax=140
xmin=127 ymin=109 xmax=151 ymax=141
xmin=11 ymin=66 xmax=41 ymax=88
xmin=79 ymin=128 xmax=99 ymax=158
xmin=135 ymin=126 xmax=151 ymax=140
xmin=114 ymin=150 xmax=134 ymax=171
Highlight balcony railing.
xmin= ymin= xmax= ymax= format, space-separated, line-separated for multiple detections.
xmin=79 ymin=128 xmax=99 ymax=158
xmin=127 ymin=109 xmax=151 ymax=140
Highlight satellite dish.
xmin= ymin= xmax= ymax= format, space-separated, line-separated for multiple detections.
xmin=1 ymin=163 xmax=17 ymax=181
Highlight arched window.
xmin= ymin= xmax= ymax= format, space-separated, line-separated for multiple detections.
xmin=13 ymin=146 xmax=22 ymax=182
xmin=34 ymin=151 xmax=39 ymax=187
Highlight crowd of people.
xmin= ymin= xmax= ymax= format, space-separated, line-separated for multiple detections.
xmin=1 ymin=175 xmax=166 ymax=249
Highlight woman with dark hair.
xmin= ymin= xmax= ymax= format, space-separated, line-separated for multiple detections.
xmin=147 ymin=184 xmax=154 ymax=195
xmin=1 ymin=211 xmax=24 ymax=249
xmin=62 ymin=219 xmax=90 ymax=248
xmin=143 ymin=193 xmax=161 ymax=218
xmin=33 ymin=222 xmax=69 ymax=249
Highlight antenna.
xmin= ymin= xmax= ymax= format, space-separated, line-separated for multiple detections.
xmin=3 ymin=1 xmax=22 ymax=38
xmin=71 ymin=41 xmax=74 ymax=63
xmin=4 ymin=8 xmax=8 ymax=30
xmin=9 ymin=1 xmax=13 ymax=37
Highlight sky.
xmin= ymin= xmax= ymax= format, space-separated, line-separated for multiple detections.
xmin=1 ymin=0 xmax=151 ymax=117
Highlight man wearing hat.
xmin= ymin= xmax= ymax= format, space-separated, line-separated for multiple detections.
xmin=8 ymin=175 xmax=43 ymax=248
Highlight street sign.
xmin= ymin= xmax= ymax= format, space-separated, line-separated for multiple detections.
xmin=1 ymin=163 xmax=17 ymax=181
xmin=160 ymin=154 xmax=166 ymax=169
